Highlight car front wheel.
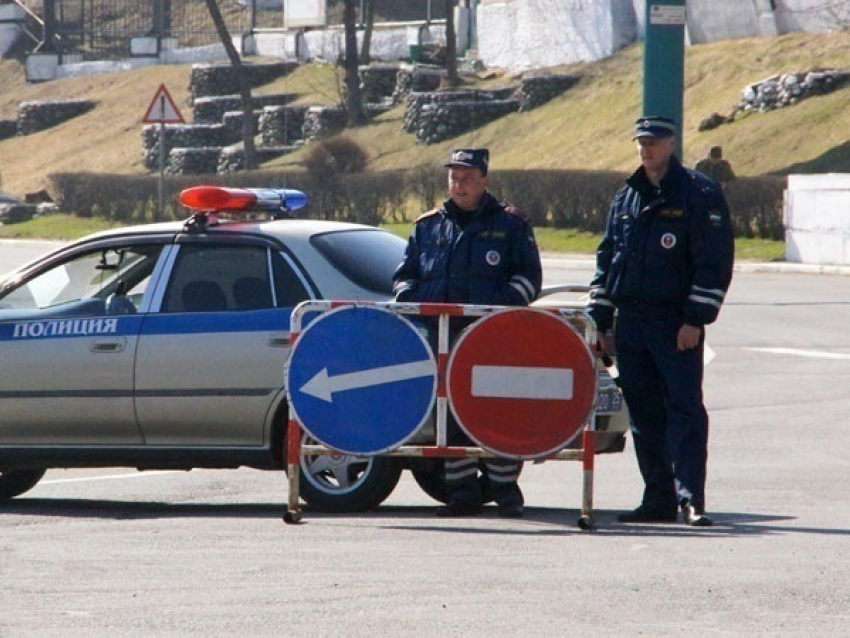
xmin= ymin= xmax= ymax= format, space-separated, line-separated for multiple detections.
xmin=297 ymin=436 xmax=403 ymax=512
xmin=0 ymin=469 xmax=47 ymax=500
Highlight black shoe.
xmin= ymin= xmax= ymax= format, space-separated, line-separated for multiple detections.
xmin=497 ymin=502 xmax=524 ymax=518
xmin=682 ymin=501 xmax=713 ymax=527
xmin=436 ymin=500 xmax=482 ymax=518
xmin=617 ymin=504 xmax=677 ymax=524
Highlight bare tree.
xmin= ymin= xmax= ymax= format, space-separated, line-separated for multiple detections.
xmin=342 ymin=0 xmax=365 ymax=126
xmin=444 ymin=0 xmax=459 ymax=86
xmin=360 ymin=0 xmax=376 ymax=64
xmin=203 ymin=0 xmax=257 ymax=170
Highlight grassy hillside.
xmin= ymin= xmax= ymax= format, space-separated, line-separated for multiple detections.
xmin=0 ymin=31 xmax=848 ymax=199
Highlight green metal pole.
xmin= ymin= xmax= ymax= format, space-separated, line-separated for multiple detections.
xmin=643 ymin=1 xmax=686 ymax=157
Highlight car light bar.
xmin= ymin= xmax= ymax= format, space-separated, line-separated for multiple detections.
xmin=179 ymin=186 xmax=309 ymax=214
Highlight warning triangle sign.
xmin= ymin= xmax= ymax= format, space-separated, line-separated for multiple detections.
xmin=143 ymin=83 xmax=185 ymax=124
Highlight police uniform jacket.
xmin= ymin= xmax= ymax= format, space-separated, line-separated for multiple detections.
xmin=393 ymin=192 xmax=542 ymax=306
xmin=588 ymin=155 xmax=734 ymax=333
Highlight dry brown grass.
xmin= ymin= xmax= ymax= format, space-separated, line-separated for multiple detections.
xmin=0 ymin=30 xmax=848 ymax=198
xmin=0 ymin=62 xmax=193 ymax=195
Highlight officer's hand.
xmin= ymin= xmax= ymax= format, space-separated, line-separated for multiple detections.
xmin=677 ymin=324 xmax=702 ymax=351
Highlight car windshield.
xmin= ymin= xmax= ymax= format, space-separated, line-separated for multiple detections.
xmin=0 ymin=245 xmax=162 ymax=312
xmin=310 ymin=229 xmax=406 ymax=295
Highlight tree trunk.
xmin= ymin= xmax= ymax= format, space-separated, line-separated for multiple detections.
xmin=444 ymin=0 xmax=459 ymax=87
xmin=203 ymin=0 xmax=257 ymax=170
xmin=343 ymin=0 xmax=365 ymax=126
xmin=360 ymin=0 xmax=376 ymax=65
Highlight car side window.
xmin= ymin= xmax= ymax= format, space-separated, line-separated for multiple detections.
xmin=271 ymin=251 xmax=311 ymax=308
xmin=161 ymin=244 xmax=274 ymax=313
xmin=0 ymin=244 xmax=163 ymax=317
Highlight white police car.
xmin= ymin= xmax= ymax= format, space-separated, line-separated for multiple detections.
xmin=0 ymin=186 xmax=627 ymax=512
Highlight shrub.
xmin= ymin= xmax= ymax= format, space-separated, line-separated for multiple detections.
xmin=303 ymin=135 xmax=369 ymax=180
xmin=724 ymin=176 xmax=785 ymax=240
xmin=44 ymin=169 xmax=786 ymax=240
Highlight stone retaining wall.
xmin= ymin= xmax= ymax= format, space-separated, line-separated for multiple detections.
xmin=739 ymin=69 xmax=850 ymax=113
xmin=221 ymin=110 xmax=264 ymax=145
xmin=302 ymin=106 xmax=347 ymax=142
xmin=393 ymin=65 xmax=446 ymax=104
xmin=360 ymin=64 xmax=401 ymax=104
xmin=17 ymin=99 xmax=98 ymax=135
xmin=165 ymin=147 xmax=222 ymax=176
xmin=518 ymin=74 xmax=580 ymax=111
xmin=192 ymin=92 xmax=298 ymax=124
xmin=0 ymin=119 xmax=16 ymax=140
xmin=217 ymin=146 xmax=299 ymax=174
xmin=404 ymin=88 xmax=518 ymax=143
xmin=141 ymin=123 xmax=228 ymax=171
xmin=699 ymin=68 xmax=850 ymax=131
xmin=403 ymin=88 xmax=513 ymax=134
xmin=416 ymin=99 xmax=520 ymax=144
xmin=260 ymin=105 xmax=310 ymax=146
xmin=189 ymin=61 xmax=298 ymax=100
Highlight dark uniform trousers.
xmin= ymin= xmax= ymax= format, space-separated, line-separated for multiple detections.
xmin=444 ymin=428 xmax=524 ymax=508
xmin=428 ymin=320 xmax=524 ymax=509
xmin=615 ymin=310 xmax=708 ymax=511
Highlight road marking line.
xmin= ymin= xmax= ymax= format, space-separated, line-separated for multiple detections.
xmin=40 ymin=471 xmax=181 ymax=485
xmin=745 ymin=347 xmax=850 ymax=360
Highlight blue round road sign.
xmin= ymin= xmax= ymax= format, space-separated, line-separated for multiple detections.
xmin=286 ymin=306 xmax=437 ymax=455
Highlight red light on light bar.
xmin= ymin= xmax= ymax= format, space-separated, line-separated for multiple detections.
xmin=180 ymin=186 xmax=257 ymax=211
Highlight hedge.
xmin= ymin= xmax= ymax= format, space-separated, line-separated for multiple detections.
xmin=45 ymin=170 xmax=785 ymax=239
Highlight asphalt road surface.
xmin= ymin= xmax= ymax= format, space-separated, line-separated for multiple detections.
xmin=1 ymin=242 xmax=849 ymax=636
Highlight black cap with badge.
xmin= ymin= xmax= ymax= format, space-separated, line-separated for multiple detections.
xmin=633 ymin=116 xmax=676 ymax=139
xmin=444 ymin=148 xmax=490 ymax=175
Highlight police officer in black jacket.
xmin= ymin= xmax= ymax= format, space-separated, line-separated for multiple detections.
xmin=394 ymin=148 xmax=542 ymax=518
xmin=588 ymin=117 xmax=734 ymax=527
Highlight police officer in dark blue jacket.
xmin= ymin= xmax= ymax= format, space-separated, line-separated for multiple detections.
xmin=393 ymin=148 xmax=542 ymax=518
xmin=588 ymin=117 xmax=734 ymax=527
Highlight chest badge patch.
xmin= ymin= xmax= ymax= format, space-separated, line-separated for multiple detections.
xmin=485 ymin=250 xmax=501 ymax=266
xmin=661 ymin=232 xmax=677 ymax=249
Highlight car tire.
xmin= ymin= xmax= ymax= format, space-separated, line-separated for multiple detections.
xmin=409 ymin=459 xmax=451 ymax=503
xmin=297 ymin=437 xmax=404 ymax=512
xmin=0 ymin=469 xmax=46 ymax=500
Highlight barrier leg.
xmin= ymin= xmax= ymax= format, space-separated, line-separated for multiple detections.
xmin=578 ymin=428 xmax=595 ymax=530
xmin=284 ymin=418 xmax=303 ymax=524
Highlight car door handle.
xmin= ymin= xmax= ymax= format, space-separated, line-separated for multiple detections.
xmin=268 ymin=333 xmax=290 ymax=348
xmin=90 ymin=337 xmax=127 ymax=353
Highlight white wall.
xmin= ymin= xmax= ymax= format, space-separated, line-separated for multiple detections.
xmin=684 ymin=0 xmax=765 ymax=44
xmin=0 ymin=3 xmax=25 ymax=57
xmin=784 ymin=174 xmax=850 ymax=265
xmin=253 ymin=23 xmax=445 ymax=63
xmin=478 ymin=0 xmax=845 ymax=72
xmin=476 ymin=0 xmax=638 ymax=72
xmin=775 ymin=0 xmax=849 ymax=34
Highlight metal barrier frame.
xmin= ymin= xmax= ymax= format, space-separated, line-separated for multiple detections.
xmin=284 ymin=301 xmax=599 ymax=529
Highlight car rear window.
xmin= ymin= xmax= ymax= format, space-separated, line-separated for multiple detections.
xmin=310 ymin=229 xmax=406 ymax=294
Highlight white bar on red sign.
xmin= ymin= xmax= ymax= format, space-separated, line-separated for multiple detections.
xmin=470 ymin=366 xmax=574 ymax=400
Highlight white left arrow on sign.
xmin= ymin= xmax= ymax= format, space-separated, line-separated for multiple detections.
xmin=300 ymin=360 xmax=434 ymax=403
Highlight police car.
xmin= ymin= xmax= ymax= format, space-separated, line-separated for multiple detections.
xmin=0 ymin=186 xmax=627 ymax=512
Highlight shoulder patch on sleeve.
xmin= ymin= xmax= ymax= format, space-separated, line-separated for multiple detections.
xmin=708 ymin=209 xmax=725 ymax=226
xmin=414 ymin=208 xmax=441 ymax=223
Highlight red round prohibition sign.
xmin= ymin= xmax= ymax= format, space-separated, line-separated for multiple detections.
xmin=446 ymin=308 xmax=596 ymax=459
